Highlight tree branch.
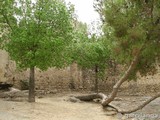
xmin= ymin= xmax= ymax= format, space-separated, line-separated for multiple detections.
xmin=1 ymin=10 xmax=14 ymax=31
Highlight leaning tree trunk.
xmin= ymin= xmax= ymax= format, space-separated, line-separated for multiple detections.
xmin=28 ymin=66 xmax=35 ymax=102
xmin=73 ymin=48 xmax=160 ymax=114
xmin=101 ymin=51 xmax=140 ymax=106
xmin=75 ymin=51 xmax=141 ymax=106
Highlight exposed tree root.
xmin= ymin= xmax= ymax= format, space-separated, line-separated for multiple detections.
xmin=118 ymin=92 xmax=160 ymax=114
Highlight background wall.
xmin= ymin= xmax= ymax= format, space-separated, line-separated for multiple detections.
xmin=0 ymin=50 xmax=160 ymax=95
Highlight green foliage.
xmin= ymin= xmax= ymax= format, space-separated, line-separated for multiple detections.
xmin=70 ymin=21 xmax=111 ymax=78
xmin=102 ymin=0 xmax=160 ymax=79
xmin=0 ymin=0 xmax=13 ymax=48
xmin=1 ymin=0 xmax=73 ymax=70
xmin=73 ymin=40 xmax=110 ymax=68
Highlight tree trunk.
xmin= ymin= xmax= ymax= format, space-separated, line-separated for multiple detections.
xmin=74 ymin=51 xmax=141 ymax=107
xmin=28 ymin=66 xmax=35 ymax=102
xmin=94 ymin=65 xmax=99 ymax=93
xmin=101 ymin=51 xmax=140 ymax=106
xmin=69 ymin=63 xmax=76 ymax=90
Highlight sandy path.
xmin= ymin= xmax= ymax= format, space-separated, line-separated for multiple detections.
xmin=0 ymin=95 xmax=118 ymax=120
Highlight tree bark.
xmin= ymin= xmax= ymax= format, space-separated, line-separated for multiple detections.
xmin=69 ymin=63 xmax=76 ymax=89
xmin=28 ymin=66 xmax=35 ymax=102
xmin=94 ymin=65 xmax=99 ymax=93
xmin=101 ymin=51 xmax=140 ymax=106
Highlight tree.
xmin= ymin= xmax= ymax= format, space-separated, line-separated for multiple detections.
xmin=71 ymin=24 xmax=111 ymax=92
xmin=75 ymin=0 xmax=160 ymax=113
xmin=1 ymin=0 xmax=73 ymax=102
xmin=102 ymin=0 xmax=160 ymax=106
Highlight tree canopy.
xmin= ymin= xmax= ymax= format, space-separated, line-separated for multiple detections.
xmin=72 ymin=36 xmax=110 ymax=73
xmin=102 ymin=0 xmax=160 ymax=79
xmin=1 ymin=0 xmax=73 ymax=70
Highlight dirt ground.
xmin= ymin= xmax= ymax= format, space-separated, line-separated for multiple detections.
xmin=0 ymin=92 xmax=160 ymax=120
xmin=0 ymin=93 xmax=118 ymax=120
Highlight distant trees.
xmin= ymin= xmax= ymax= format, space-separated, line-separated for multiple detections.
xmin=70 ymin=20 xmax=111 ymax=92
xmin=1 ymin=0 xmax=73 ymax=102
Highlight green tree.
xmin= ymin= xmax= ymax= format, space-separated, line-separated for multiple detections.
xmin=70 ymin=20 xmax=111 ymax=92
xmin=102 ymin=0 xmax=160 ymax=107
xmin=76 ymin=0 xmax=160 ymax=114
xmin=1 ymin=0 xmax=73 ymax=102
xmin=74 ymin=38 xmax=110 ymax=92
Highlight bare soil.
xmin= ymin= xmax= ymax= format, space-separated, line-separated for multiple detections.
xmin=0 ymin=93 xmax=117 ymax=120
xmin=0 ymin=92 xmax=160 ymax=120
